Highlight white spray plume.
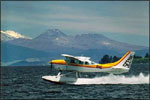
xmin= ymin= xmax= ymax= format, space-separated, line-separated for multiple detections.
xmin=73 ymin=73 xmax=149 ymax=85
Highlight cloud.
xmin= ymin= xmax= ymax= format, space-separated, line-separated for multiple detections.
xmin=1 ymin=1 xmax=149 ymax=36
xmin=2 ymin=12 xmax=148 ymax=36
xmin=38 ymin=13 xmax=148 ymax=35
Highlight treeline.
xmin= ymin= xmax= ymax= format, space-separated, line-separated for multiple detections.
xmin=99 ymin=52 xmax=150 ymax=64
xmin=133 ymin=53 xmax=150 ymax=63
xmin=99 ymin=55 xmax=120 ymax=64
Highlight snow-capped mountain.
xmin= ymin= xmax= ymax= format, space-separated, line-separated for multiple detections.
xmin=2 ymin=28 xmax=149 ymax=66
xmin=34 ymin=29 xmax=66 ymax=40
xmin=6 ymin=29 xmax=148 ymax=53
xmin=1 ymin=30 xmax=32 ymax=41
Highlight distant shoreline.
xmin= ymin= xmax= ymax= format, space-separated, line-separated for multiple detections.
xmin=1 ymin=63 xmax=149 ymax=67
xmin=133 ymin=58 xmax=149 ymax=64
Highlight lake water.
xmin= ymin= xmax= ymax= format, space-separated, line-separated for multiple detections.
xmin=1 ymin=63 xmax=149 ymax=99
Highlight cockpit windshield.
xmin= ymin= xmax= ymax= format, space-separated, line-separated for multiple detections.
xmin=65 ymin=57 xmax=85 ymax=65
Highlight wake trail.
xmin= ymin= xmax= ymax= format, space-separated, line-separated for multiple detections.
xmin=73 ymin=73 xmax=149 ymax=85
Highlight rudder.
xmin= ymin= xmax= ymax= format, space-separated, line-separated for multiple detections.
xmin=116 ymin=51 xmax=135 ymax=69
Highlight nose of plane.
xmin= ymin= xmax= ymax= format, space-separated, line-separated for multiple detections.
xmin=49 ymin=60 xmax=56 ymax=64
xmin=49 ymin=60 xmax=66 ymax=64
xmin=49 ymin=60 xmax=58 ymax=64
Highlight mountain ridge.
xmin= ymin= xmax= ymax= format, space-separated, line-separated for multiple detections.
xmin=3 ymin=28 xmax=148 ymax=52
xmin=1 ymin=29 xmax=149 ymax=66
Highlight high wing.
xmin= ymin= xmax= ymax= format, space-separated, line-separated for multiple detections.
xmin=61 ymin=54 xmax=78 ymax=60
xmin=61 ymin=54 xmax=91 ymax=64
xmin=61 ymin=54 xmax=90 ymax=60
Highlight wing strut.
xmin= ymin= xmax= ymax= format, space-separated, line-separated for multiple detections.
xmin=76 ymin=72 xmax=81 ymax=78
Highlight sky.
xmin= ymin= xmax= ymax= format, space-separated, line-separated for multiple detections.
xmin=1 ymin=1 xmax=149 ymax=47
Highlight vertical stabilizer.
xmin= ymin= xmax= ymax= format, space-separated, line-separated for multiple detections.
xmin=116 ymin=51 xmax=135 ymax=69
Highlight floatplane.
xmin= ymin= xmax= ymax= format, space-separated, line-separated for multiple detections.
xmin=42 ymin=51 xmax=135 ymax=84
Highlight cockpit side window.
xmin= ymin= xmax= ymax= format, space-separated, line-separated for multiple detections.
xmin=79 ymin=61 xmax=84 ymax=64
xmin=70 ymin=58 xmax=75 ymax=63
xmin=65 ymin=57 xmax=85 ymax=65
xmin=74 ymin=59 xmax=79 ymax=64
xmin=65 ymin=57 xmax=71 ymax=63
xmin=85 ymin=62 xmax=89 ymax=65
xmin=91 ymin=62 xmax=94 ymax=64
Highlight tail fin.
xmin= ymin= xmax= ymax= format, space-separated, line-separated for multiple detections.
xmin=116 ymin=51 xmax=135 ymax=69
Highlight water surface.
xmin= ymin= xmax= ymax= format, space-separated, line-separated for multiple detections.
xmin=1 ymin=63 xmax=149 ymax=99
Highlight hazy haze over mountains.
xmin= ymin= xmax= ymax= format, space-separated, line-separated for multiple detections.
xmin=3 ymin=29 xmax=147 ymax=52
xmin=1 ymin=29 xmax=148 ymax=66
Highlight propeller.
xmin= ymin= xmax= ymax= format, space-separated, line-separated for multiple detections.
xmin=50 ymin=62 xmax=53 ymax=71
